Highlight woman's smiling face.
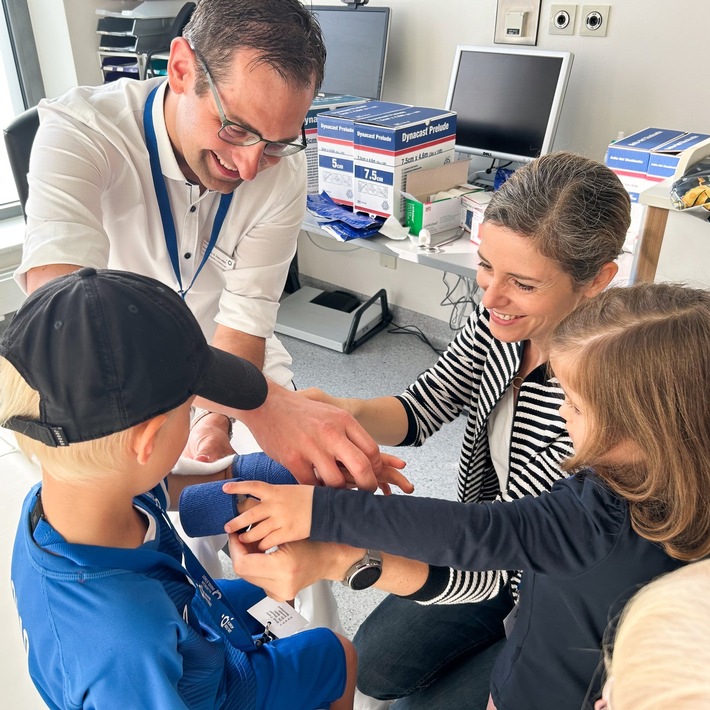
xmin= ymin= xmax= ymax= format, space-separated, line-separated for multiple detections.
xmin=475 ymin=222 xmax=592 ymax=350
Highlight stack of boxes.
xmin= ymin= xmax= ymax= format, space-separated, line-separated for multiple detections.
xmin=305 ymin=95 xmax=370 ymax=195
xmin=605 ymin=128 xmax=710 ymax=272
xmin=352 ymin=106 xmax=457 ymax=221
xmin=605 ymin=128 xmax=710 ymax=203
xmin=316 ymin=101 xmax=409 ymax=207
xmin=316 ymin=102 xmax=457 ymax=221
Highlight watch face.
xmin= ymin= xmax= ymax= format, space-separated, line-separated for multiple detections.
xmin=350 ymin=565 xmax=382 ymax=591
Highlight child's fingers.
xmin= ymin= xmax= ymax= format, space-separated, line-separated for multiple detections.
xmin=237 ymin=519 xmax=278 ymax=544
xmin=223 ymin=480 xmax=270 ymax=497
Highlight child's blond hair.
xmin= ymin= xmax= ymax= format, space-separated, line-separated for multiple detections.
xmin=604 ymin=560 xmax=710 ymax=709
xmin=0 ymin=357 xmax=135 ymax=481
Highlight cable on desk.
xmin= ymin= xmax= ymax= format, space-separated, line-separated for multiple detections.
xmin=440 ymin=273 xmax=480 ymax=332
xmin=303 ymin=230 xmax=360 ymax=253
xmin=387 ymin=321 xmax=444 ymax=357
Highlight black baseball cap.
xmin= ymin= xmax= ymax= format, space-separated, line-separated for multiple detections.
xmin=0 ymin=268 xmax=268 ymax=447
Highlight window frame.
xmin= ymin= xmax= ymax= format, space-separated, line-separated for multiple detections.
xmin=1 ymin=0 xmax=45 ymax=220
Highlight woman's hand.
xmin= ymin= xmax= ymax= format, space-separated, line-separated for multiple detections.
xmin=340 ymin=451 xmax=413 ymax=495
xmin=228 ymin=537 xmax=363 ymax=602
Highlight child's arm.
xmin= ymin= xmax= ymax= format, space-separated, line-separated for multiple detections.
xmin=166 ymin=465 xmax=232 ymax=509
xmin=226 ymin=474 xmax=626 ymax=577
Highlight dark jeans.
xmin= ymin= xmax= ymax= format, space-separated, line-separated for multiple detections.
xmin=353 ymin=590 xmax=513 ymax=710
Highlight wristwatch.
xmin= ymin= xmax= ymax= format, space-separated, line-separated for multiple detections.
xmin=342 ymin=550 xmax=383 ymax=590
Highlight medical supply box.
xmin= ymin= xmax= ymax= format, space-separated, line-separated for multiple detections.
xmin=460 ymin=191 xmax=493 ymax=245
xmin=352 ymin=106 xmax=457 ymax=221
xmin=605 ymin=128 xmax=710 ymax=201
xmin=402 ymin=160 xmax=476 ymax=236
xmin=316 ymin=101 xmax=410 ymax=206
xmin=305 ymin=94 xmax=369 ymax=194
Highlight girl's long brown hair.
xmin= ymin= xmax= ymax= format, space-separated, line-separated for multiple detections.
xmin=549 ymin=283 xmax=710 ymax=561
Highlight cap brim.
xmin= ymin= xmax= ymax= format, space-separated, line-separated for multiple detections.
xmin=196 ymin=346 xmax=268 ymax=411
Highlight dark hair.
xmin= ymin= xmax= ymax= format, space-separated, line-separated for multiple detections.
xmin=484 ymin=152 xmax=631 ymax=287
xmin=549 ymin=283 xmax=710 ymax=560
xmin=183 ymin=0 xmax=326 ymax=94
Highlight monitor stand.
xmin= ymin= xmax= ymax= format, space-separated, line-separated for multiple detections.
xmin=275 ymin=286 xmax=391 ymax=353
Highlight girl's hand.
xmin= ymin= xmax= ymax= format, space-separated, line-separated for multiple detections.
xmin=223 ymin=480 xmax=314 ymax=550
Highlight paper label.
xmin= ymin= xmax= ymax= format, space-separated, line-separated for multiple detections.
xmin=247 ymin=597 xmax=308 ymax=638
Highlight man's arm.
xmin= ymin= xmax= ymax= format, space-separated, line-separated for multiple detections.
xmin=205 ymin=380 xmax=385 ymax=490
xmin=186 ymin=324 xmax=266 ymax=463
xmin=25 ymin=264 xmax=82 ymax=293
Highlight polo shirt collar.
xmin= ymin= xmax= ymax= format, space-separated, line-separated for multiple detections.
xmin=151 ymin=80 xmax=191 ymax=184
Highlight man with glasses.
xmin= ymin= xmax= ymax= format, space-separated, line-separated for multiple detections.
xmin=15 ymin=0 xmax=394 ymax=627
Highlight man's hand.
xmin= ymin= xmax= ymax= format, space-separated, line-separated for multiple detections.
xmin=236 ymin=381 xmax=385 ymax=490
xmin=183 ymin=412 xmax=235 ymax=463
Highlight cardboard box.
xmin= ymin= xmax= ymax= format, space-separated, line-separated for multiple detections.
xmin=352 ymin=106 xmax=458 ymax=220
xmin=317 ymin=101 xmax=410 ymax=205
xmin=647 ymin=132 xmax=710 ymax=180
xmin=460 ymin=191 xmax=493 ymax=244
xmin=402 ymin=160 xmax=475 ymax=236
xmin=605 ymin=128 xmax=710 ymax=201
xmin=605 ymin=128 xmax=685 ymax=202
xmin=305 ymin=94 xmax=369 ymax=194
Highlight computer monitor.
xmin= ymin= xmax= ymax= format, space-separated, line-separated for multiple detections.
xmin=310 ymin=5 xmax=391 ymax=100
xmin=444 ymin=45 xmax=573 ymax=164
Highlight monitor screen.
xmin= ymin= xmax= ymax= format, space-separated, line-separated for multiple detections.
xmin=444 ymin=46 xmax=573 ymax=164
xmin=310 ymin=5 xmax=391 ymax=100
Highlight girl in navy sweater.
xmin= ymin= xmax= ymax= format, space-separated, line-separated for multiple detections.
xmin=227 ymin=282 xmax=710 ymax=710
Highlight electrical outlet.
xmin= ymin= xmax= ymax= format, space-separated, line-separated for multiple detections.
xmin=580 ymin=5 xmax=609 ymax=36
xmin=379 ymin=253 xmax=397 ymax=270
xmin=549 ymin=4 xmax=576 ymax=35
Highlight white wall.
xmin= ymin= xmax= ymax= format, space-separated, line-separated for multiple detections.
xmin=28 ymin=0 xmax=113 ymax=97
xmin=300 ymin=0 xmax=710 ymax=319
xmin=28 ymin=0 xmax=710 ymax=320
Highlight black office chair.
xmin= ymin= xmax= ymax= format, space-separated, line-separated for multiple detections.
xmin=145 ymin=2 xmax=197 ymax=78
xmin=3 ymin=105 xmax=40 ymax=221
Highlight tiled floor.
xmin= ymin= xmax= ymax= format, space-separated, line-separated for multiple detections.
xmin=276 ymin=306 xmax=466 ymax=638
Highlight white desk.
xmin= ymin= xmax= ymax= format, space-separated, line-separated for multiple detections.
xmin=637 ymin=180 xmax=710 ymax=282
xmin=301 ymin=217 xmax=480 ymax=281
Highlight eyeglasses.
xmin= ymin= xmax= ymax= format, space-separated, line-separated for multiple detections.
xmin=195 ymin=52 xmax=307 ymax=158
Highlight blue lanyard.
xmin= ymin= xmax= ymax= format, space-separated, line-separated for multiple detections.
xmin=143 ymin=85 xmax=233 ymax=298
xmin=34 ymin=489 xmax=258 ymax=652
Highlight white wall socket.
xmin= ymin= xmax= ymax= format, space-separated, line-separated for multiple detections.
xmin=549 ymin=4 xmax=576 ymax=35
xmin=580 ymin=4 xmax=610 ymax=36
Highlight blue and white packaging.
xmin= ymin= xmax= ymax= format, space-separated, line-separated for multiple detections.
xmin=647 ymin=132 xmax=710 ymax=180
xmin=317 ymin=101 xmax=410 ymax=206
xmin=605 ymin=128 xmax=710 ymax=200
xmin=352 ymin=106 xmax=457 ymax=220
xmin=305 ymin=94 xmax=369 ymax=194
xmin=605 ymin=128 xmax=685 ymax=202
